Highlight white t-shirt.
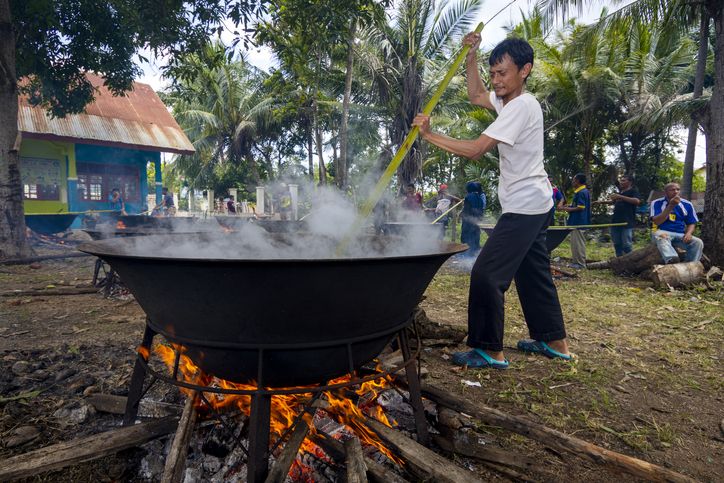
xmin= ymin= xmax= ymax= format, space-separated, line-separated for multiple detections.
xmin=483 ymin=92 xmax=553 ymax=215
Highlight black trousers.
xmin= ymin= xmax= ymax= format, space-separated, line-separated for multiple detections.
xmin=467 ymin=211 xmax=566 ymax=351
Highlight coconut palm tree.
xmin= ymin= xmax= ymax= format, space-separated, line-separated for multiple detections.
xmin=355 ymin=0 xmax=486 ymax=189
xmin=165 ymin=44 xmax=274 ymax=191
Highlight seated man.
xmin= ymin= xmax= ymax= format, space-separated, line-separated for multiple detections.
xmin=650 ymin=182 xmax=703 ymax=263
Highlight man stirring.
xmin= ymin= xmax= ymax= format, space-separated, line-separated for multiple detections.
xmin=412 ymin=34 xmax=572 ymax=368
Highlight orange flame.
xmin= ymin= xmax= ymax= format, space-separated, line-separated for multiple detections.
xmin=154 ymin=344 xmax=400 ymax=463
xmin=116 ymin=221 xmax=127 ymax=229
xmin=137 ymin=346 xmax=150 ymax=361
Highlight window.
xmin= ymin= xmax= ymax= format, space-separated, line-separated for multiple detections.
xmin=20 ymin=157 xmax=61 ymax=201
xmin=76 ymin=162 xmax=140 ymax=203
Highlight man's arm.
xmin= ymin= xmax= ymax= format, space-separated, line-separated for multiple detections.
xmin=413 ymin=114 xmax=498 ymax=160
xmin=651 ymin=197 xmax=679 ymax=226
xmin=683 ymin=223 xmax=696 ymax=243
xmin=610 ymin=193 xmax=641 ymax=205
xmin=463 ymin=32 xmax=494 ymax=111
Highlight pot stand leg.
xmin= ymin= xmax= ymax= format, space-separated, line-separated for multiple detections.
xmin=398 ymin=328 xmax=429 ymax=446
xmin=123 ymin=323 xmax=157 ymax=425
xmin=247 ymin=393 xmax=272 ymax=483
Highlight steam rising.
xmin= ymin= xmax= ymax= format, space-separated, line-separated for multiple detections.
xmin=81 ymin=188 xmax=462 ymax=260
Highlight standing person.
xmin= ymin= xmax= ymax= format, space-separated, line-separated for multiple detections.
xmin=595 ymin=174 xmax=641 ymax=257
xmin=425 ymin=184 xmax=460 ymax=235
xmin=108 ymin=188 xmax=127 ymax=216
xmin=560 ymin=173 xmax=590 ymax=269
xmin=548 ymin=176 xmax=565 ymax=225
xmin=412 ymin=35 xmax=572 ymax=369
xmin=154 ymin=187 xmax=176 ymax=217
xmin=400 ymin=183 xmax=423 ymax=212
xmin=460 ymin=181 xmax=485 ymax=257
xmin=650 ymin=182 xmax=703 ymax=263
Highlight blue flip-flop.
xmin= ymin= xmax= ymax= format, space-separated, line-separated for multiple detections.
xmin=452 ymin=348 xmax=509 ymax=369
xmin=517 ymin=339 xmax=574 ymax=360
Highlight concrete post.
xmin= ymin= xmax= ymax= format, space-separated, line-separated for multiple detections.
xmin=256 ymin=186 xmax=265 ymax=215
xmin=288 ymin=184 xmax=299 ymax=221
xmin=154 ymin=158 xmax=163 ymax=205
xmin=207 ymin=190 xmax=214 ymax=213
xmin=188 ymin=189 xmax=195 ymax=212
xmin=229 ymin=188 xmax=238 ymax=203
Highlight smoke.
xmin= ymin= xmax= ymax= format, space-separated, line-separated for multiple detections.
xmin=81 ymin=187 xmax=463 ymax=260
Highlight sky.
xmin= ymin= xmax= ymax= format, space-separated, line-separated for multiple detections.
xmin=137 ymin=0 xmax=705 ymax=169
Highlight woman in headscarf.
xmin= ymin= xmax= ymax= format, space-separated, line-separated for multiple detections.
xmin=461 ymin=181 xmax=485 ymax=256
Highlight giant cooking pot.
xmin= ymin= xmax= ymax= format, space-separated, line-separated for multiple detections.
xmin=79 ymin=233 xmax=464 ymax=386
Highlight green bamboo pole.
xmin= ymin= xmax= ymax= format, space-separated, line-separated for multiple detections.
xmin=336 ymin=21 xmax=485 ymax=256
xmin=430 ymin=199 xmax=463 ymax=224
xmin=479 ymin=222 xmax=629 ymax=230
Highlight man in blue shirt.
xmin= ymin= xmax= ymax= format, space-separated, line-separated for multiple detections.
xmin=650 ymin=182 xmax=703 ymax=263
xmin=560 ymin=173 xmax=590 ymax=268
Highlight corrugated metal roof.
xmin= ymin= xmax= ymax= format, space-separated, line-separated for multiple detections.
xmin=18 ymin=74 xmax=195 ymax=155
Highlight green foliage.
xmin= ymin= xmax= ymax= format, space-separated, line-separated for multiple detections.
xmin=12 ymin=0 xmax=266 ymax=117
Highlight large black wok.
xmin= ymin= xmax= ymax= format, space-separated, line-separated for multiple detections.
xmin=25 ymin=213 xmax=79 ymax=235
xmin=79 ymin=233 xmax=465 ymax=386
xmin=215 ymin=217 xmax=307 ymax=233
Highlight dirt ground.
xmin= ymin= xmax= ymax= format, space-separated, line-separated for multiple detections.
xmin=0 ymin=234 xmax=722 ymax=482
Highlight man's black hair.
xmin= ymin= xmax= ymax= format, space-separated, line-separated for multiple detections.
xmin=620 ymin=174 xmax=634 ymax=183
xmin=489 ymin=37 xmax=534 ymax=73
xmin=574 ymin=173 xmax=586 ymax=185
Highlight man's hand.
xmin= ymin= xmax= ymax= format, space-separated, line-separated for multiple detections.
xmin=463 ymin=32 xmax=481 ymax=53
xmin=412 ymin=114 xmax=431 ymax=139
xmin=668 ymin=195 xmax=681 ymax=207
xmin=609 ymin=193 xmax=621 ymax=201
xmin=682 ymin=232 xmax=692 ymax=243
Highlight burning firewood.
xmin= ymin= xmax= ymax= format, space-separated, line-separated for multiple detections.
xmin=363 ymin=417 xmax=485 ymax=483
xmin=161 ymin=392 xmax=199 ymax=483
xmin=344 ymin=436 xmax=368 ymax=483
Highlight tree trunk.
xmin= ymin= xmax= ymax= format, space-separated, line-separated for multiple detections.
xmin=313 ymin=97 xmax=326 ymax=185
xmin=0 ymin=0 xmax=32 ymax=259
xmin=338 ymin=20 xmax=355 ymax=191
xmin=651 ymin=261 xmax=705 ymax=289
xmin=608 ymin=243 xmax=663 ymax=275
xmin=682 ymin=8 xmax=709 ymax=199
xmin=702 ymin=2 xmax=723 ymax=265
xmin=306 ymin=123 xmax=314 ymax=182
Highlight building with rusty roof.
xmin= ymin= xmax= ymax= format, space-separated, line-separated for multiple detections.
xmin=18 ymin=73 xmax=193 ymax=223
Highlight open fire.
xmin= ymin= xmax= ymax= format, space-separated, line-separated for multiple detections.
xmin=154 ymin=343 xmax=402 ymax=476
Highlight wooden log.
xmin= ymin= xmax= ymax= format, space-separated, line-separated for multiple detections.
xmin=433 ymin=434 xmax=550 ymax=482
xmin=417 ymin=383 xmax=697 ymax=483
xmin=651 ymin=261 xmax=705 ymax=289
xmin=161 ymin=393 xmax=198 ymax=483
xmin=1 ymin=287 xmax=98 ymax=297
xmin=86 ymin=393 xmax=182 ymax=418
xmin=364 ymin=417 xmax=485 ymax=483
xmin=609 ymin=243 xmax=663 ymax=275
xmin=309 ymin=432 xmax=410 ymax=483
xmin=264 ymin=418 xmax=312 ymax=483
xmin=0 ymin=417 xmax=178 ymax=481
xmin=413 ymin=306 xmax=466 ymax=342
xmin=345 ymin=436 xmax=368 ymax=483
xmin=0 ymin=252 xmax=91 ymax=265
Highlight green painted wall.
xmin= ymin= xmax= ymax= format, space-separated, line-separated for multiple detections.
xmin=19 ymin=139 xmax=73 ymax=214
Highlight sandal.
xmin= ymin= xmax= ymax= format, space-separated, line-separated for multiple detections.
xmin=517 ymin=339 xmax=574 ymax=360
xmin=452 ymin=349 xmax=509 ymax=369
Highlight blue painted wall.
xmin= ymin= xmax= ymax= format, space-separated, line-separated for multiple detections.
xmin=70 ymin=144 xmax=160 ymax=214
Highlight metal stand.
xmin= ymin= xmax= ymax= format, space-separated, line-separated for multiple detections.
xmin=398 ymin=328 xmax=429 ymax=446
xmin=121 ymin=316 xmax=429 ymax=482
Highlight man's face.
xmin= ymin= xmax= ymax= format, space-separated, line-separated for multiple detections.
xmin=489 ymin=54 xmax=531 ymax=98
xmin=572 ymin=176 xmax=580 ymax=188
xmin=618 ymin=177 xmax=631 ymax=190
xmin=665 ymin=184 xmax=680 ymax=199
xmin=406 ymin=186 xmax=414 ymax=194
